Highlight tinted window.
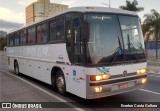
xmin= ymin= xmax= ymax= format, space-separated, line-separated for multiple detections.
xmin=37 ymin=23 xmax=48 ymax=43
xmin=56 ymin=22 xmax=64 ymax=40
xmin=50 ymin=20 xmax=56 ymax=42
xmin=14 ymin=32 xmax=20 ymax=46
xmin=73 ymin=18 xmax=80 ymax=28
xmin=9 ymin=34 xmax=14 ymax=46
xmin=50 ymin=17 xmax=64 ymax=42
xmin=66 ymin=12 xmax=82 ymax=20
xmin=20 ymin=29 xmax=27 ymax=45
xmin=27 ymin=27 xmax=36 ymax=44
xmin=7 ymin=35 xmax=9 ymax=46
xmin=73 ymin=18 xmax=83 ymax=64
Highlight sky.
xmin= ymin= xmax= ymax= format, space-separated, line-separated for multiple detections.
xmin=0 ymin=0 xmax=160 ymax=31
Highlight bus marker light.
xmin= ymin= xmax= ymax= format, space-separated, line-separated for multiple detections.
xmin=95 ymin=86 xmax=102 ymax=93
xmin=142 ymin=78 xmax=147 ymax=84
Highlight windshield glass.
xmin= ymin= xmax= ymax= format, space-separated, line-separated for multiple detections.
xmin=84 ymin=14 xmax=146 ymax=66
xmin=118 ymin=15 xmax=145 ymax=61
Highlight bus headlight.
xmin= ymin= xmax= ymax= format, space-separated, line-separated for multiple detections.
xmin=137 ymin=68 xmax=147 ymax=74
xmin=90 ymin=74 xmax=110 ymax=81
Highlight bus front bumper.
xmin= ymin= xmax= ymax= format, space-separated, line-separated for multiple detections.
xmin=86 ymin=74 xmax=147 ymax=99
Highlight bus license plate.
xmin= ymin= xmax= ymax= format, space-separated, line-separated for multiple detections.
xmin=119 ymin=83 xmax=128 ymax=89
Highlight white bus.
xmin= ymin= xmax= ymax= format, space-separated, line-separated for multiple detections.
xmin=6 ymin=7 xmax=147 ymax=99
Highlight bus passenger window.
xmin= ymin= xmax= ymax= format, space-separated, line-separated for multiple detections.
xmin=9 ymin=34 xmax=14 ymax=46
xmin=14 ymin=32 xmax=20 ymax=46
xmin=27 ymin=27 xmax=36 ymax=44
xmin=37 ymin=23 xmax=48 ymax=43
xmin=50 ymin=20 xmax=56 ymax=42
xmin=56 ymin=22 xmax=64 ymax=41
xmin=20 ymin=29 xmax=27 ymax=45
xmin=7 ymin=35 xmax=9 ymax=46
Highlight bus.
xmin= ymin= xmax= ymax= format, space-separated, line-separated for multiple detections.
xmin=6 ymin=7 xmax=147 ymax=99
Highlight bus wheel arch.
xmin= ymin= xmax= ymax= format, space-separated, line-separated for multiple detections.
xmin=14 ymin=60 xmax=20 ymax=75
xmin=51 ymin=66 xmax=66 ymax=95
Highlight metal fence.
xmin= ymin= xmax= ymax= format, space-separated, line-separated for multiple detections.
xmin=145 ymin=41 xmax=160 ymax=49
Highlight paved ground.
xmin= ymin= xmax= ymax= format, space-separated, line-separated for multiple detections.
xmin=147 ymin=49 xmax=160 ymax=58
xmin=147 ymin=60 xmax=160 ymax=76
xmin=0 ymin=51 xmax=160 ymax=111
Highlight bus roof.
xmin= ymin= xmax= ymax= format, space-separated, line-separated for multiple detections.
xmin=66 ymin=7 xmax=137 ymax=15
xmin=8 ymin=7 xmax=137 ymax=34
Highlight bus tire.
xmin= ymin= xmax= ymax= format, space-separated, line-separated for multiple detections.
xmin=55 ymin=70 xmax=66 ymax=95
xmin=14 ymin=61 xmax=20 ymax=75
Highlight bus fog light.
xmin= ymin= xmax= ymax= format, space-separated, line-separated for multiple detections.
xmin=95 ymin=86 xmax=102 ymax=93
xmin=142 ymin=78 xmax=147 ymax=84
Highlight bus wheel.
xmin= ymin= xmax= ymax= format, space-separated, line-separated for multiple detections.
xmin=14 ymin=61 xmax=20 ymax=75
xmin=55 ymin=70 xmax=66 ymax=95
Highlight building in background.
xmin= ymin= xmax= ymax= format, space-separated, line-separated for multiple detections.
xmin=26 ymin=0 xmax=68 ymax=25
xmin=0 ymin=31 xmax=7 ymax=38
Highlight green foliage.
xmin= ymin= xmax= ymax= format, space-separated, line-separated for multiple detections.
xmin=0 ymin=37 xmax=7 ymax=51
xmin=143 ymin=9 xmax=160 ymax=59
xmin=143 ymin=9 xmax=160 ymax=39
xmin=119 ymin=0 xmax=144 ymax=12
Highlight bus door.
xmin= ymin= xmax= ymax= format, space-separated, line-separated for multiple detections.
xmin=66 ymin=18 xmax=86 ymax=96
xmin=72 ymin=18 xmax=84 ymax=65
xmin=66 ymin=18 xmax=84 ymax=65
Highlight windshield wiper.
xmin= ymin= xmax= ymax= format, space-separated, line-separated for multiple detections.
xmin=126 ymin=34 xmax=147 ymax=61
xmin=112 ymin=36 xmax=123 ymax=63
xmin=127 ymin=34 xmax=139 ymax=61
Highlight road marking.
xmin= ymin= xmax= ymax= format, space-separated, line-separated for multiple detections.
xmin=139 ymin=89 xmax=160 ymax=95
xmin=148 ymin=75 xmax=160 ymax=78
xmin=2 ymin=70 xmax=85 ymax=111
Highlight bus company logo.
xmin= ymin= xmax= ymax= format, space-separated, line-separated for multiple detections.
xmin=123 ymin=70 xmax=127 ymax=76
xmin=73 ymin=70 xmax=76 ymax=76
xmin=97 ymin=67 xmax=110 ymax=74
xmin=2 ymin=103 xmax=11 ymax=108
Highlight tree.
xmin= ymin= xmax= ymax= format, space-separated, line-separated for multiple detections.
xmin=143 ymin=9 xmax=160 ymax=59
xmin=119 ymin=0 xmax=144 ymax=12
xmin=0 ymin=37 xmax=7 ymax=51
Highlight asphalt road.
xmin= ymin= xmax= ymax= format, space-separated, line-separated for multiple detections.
xmin=0 ymin=51 xmax=160 ymax=111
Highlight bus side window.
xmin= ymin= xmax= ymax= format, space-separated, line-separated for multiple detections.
xmin=50 ymin=20 xmax=56 ymax=42
xmin=27 ymin=27 xmax=36 ymax=44
xmin=50 ymin=17 xmax=64 ymax=42
xmin=20 ymin=29 xmax=27 ymax=45
xmin=7 ymin=35 xmax=9 ymax=46
xmin=37 ymin=23 xmax=48 ymax=43
xmin=9 ymin=34 xmax=14 ymax=46
xmin=37 ymin=25 xmax=42 ymax=43
xmin=56 ymin=17 xmax=64 ymax=41
xmin=14 ymin=32 xmax=20 ymax=46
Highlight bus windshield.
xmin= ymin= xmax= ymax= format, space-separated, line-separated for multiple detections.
xmin=84 ymin=14 xmax=146 ymax=66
